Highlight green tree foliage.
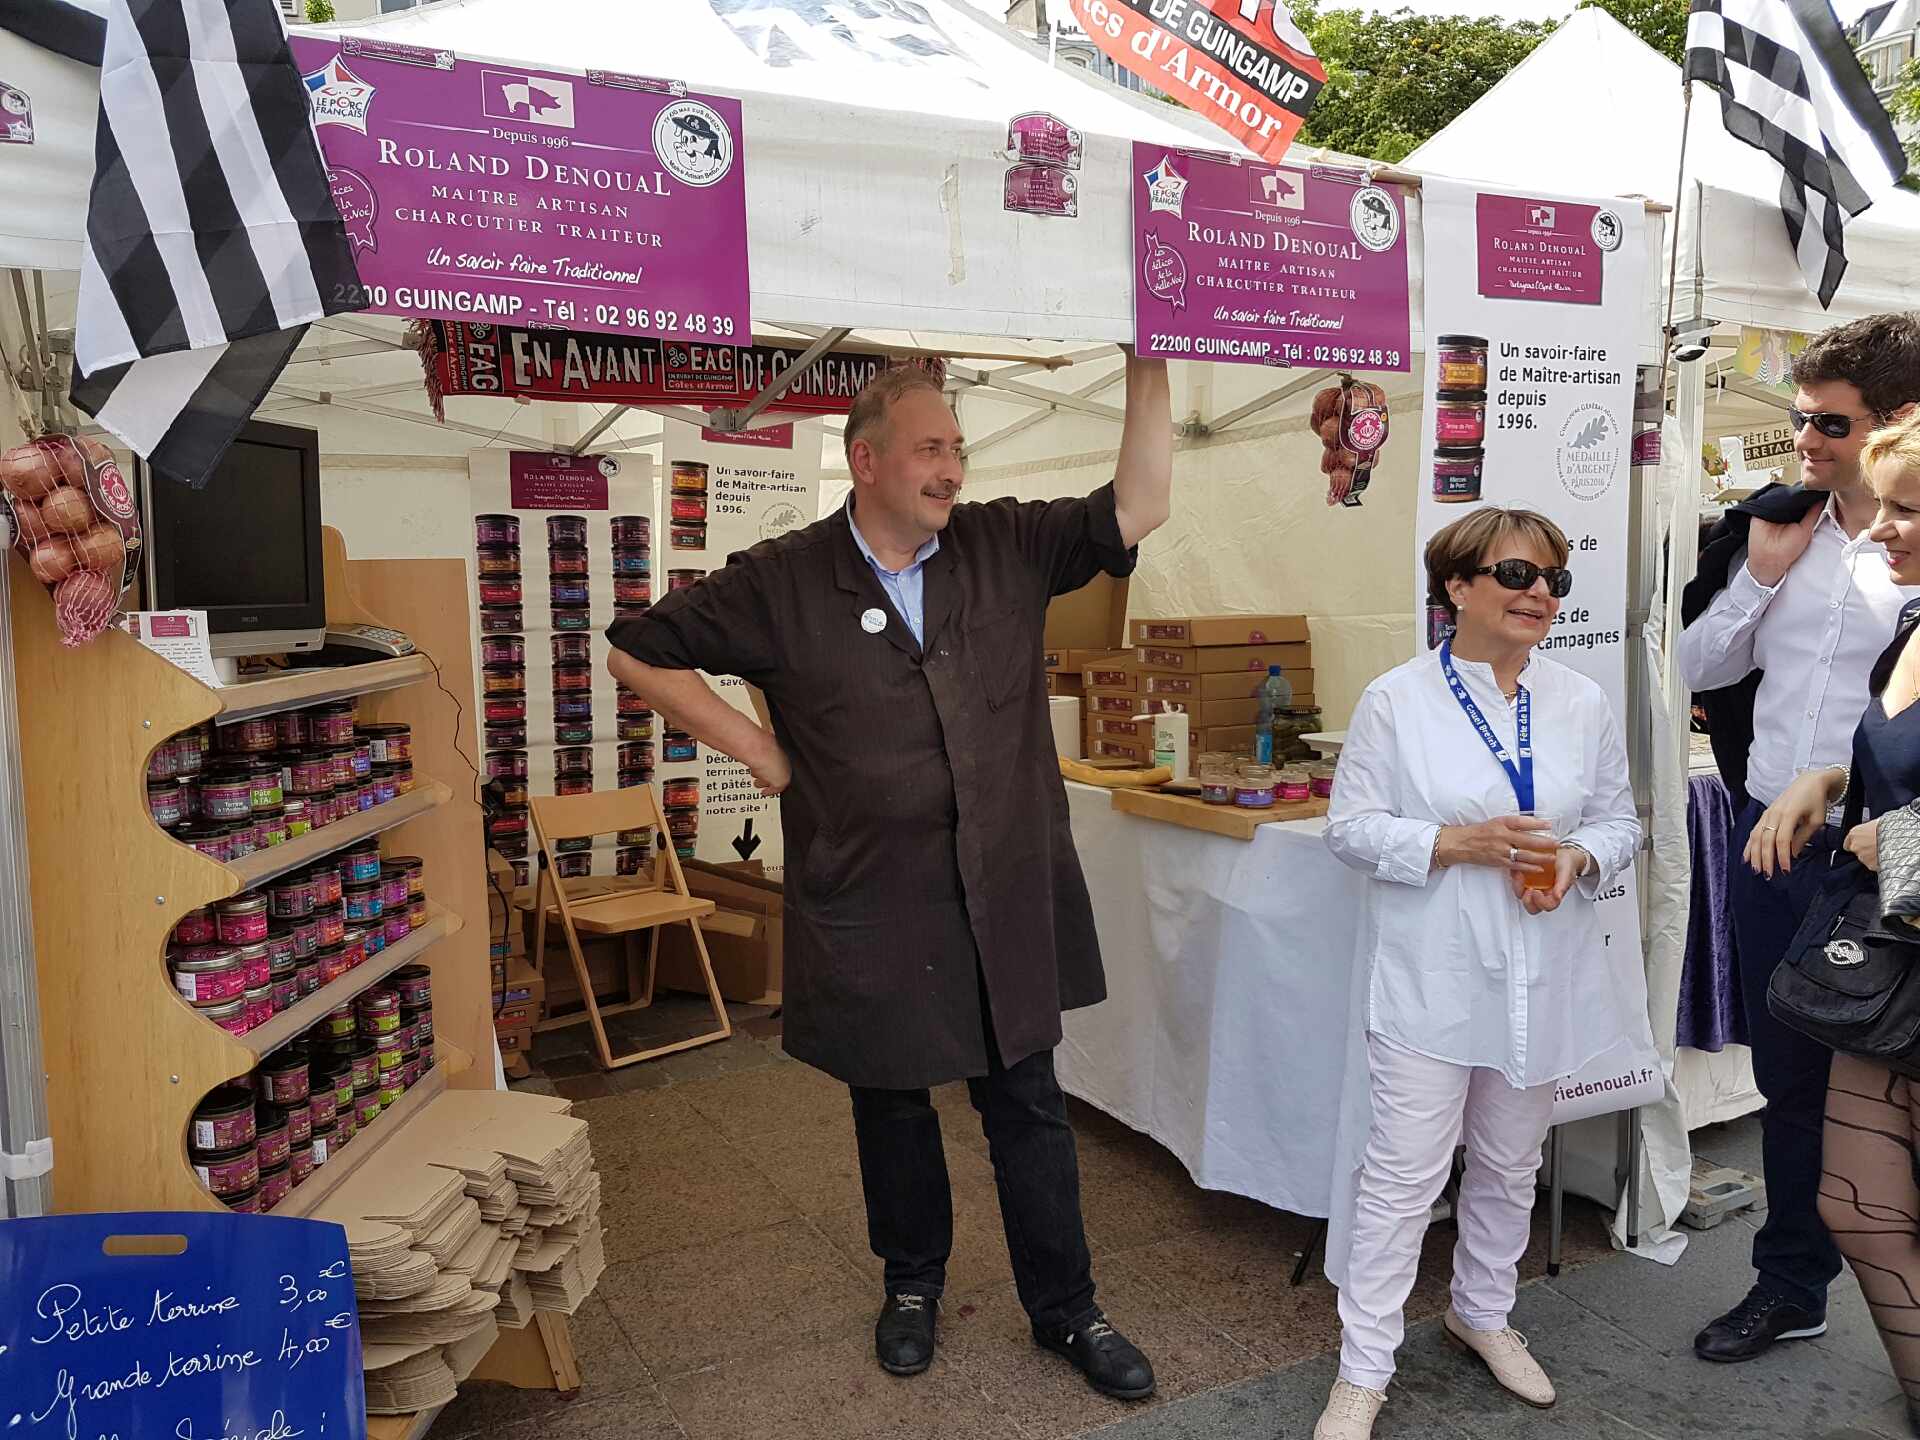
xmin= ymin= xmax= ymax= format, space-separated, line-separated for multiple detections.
xmin=306 ymin=0 xmax=336 ymax=21
xmin=1287 ymin=4 xmax=1555 ymax=163
xmin=1892 ymin=58 xmax=1920 ymax=176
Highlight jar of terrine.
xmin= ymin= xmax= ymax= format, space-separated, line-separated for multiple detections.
xmin=191 ymin=1085 xmax=256 ymax=1152
xmin=194 ymin=1144 xmax=259 ymax=1198
xmin=257 ymin=1161 xmax=291 ymax=1211
xmin=255 ymin=1106 xmax=292 ymax=1169
xmin=200 ymin=996 xmax=249 ymax=1037
xmin=363 ymin=723 xmax=411 ymax=765
xmin=173 ymin=946 xmax=245 ymax=1005
xmin=147 ymin=779 xmax=187 ymax=828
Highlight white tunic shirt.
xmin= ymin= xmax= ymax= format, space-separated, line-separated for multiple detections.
xmin=1677 ymin=502 xmax=1916 ymax=805
xmin=1325 ymin=650 xmax=1641 ymax=1088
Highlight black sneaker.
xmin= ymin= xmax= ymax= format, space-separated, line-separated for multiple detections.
xmin=875 ymin=1293 xmax=937 ymax=1376
xmin=1036 ymin=1312 xmax=1156 ymax=1400
xmin=1693 ymin=1285 xmax=1827 ymax=1363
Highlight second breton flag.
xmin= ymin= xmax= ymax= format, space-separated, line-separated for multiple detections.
xmin=1685 ymin=0 xmax=1907 ymax=308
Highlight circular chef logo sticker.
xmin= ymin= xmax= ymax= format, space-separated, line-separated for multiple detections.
xmin=1557 ymin=403 xmax=1621 ymax=503
xmin=1591 ymin=209 xmax=1623 ymax=253
xmin=1349 ymin=186 xmax=1401 ymax=253
xmin=760 ymin=502 xmax=805 ymax=541
xmin=597 ymin=456 xmax=621 ymax=478
xmin=2 ymin=86 xmax=27 ymax=116
xmin=654 ymin=100 xmax=734 ymax=187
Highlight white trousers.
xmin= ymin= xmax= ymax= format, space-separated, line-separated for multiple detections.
xmin=1336 ymin=1033 xmax=1556 ymax=1390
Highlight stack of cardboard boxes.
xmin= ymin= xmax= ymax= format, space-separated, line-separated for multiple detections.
xmin=1079 ymin=614 xmax=1314 ymax=764
xmin=488 ymin=852 xmax=541 ymax=1065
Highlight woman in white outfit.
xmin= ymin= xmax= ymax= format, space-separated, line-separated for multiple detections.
xmin=1314 ymin=507 xmax=1641 ymax=1440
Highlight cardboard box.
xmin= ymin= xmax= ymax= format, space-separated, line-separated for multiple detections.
xmin=1081 ymin=662 xmax=1138 ymax=692
xmin=1130 ymin=614 xmax=1310 ymax=647
xmin=1091 ymin=715 xmax=1155 ymax=741
xmin=1045 ymin=572 xmax=1129 ymax=650
xmin=1193 ymin=724 xmax=1260 ymax=753
xmin=1088 ymin=735 xmax=1152 ymax=763
xmin=655 ymin=861 xmax=784 ymax=1004
xmin=1045 ymin=646 xmax=1126 ymax=672
xmin=1136 ymin=643 xmax=1312 ymax=674
xmin=1137 ymin=695 xmax=1264 ymax=727
xmin=1085 ymin=690 xmax=1140 ymax=716
xmin=1045 ymin=672 xmax=1085 ymax=698
xmin=1141 ymin=669 xmax=1314 ymax=701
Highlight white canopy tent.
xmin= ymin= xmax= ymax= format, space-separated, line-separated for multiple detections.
xmin=0 ymin=0 xmax=1694 ymax=1243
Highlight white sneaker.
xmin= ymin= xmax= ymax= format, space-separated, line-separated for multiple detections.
xmin=1444 ymin=1308 xmax=1556 ymax=1408
xmin=1313 ymin=1378 xmax=1387 ymax=1439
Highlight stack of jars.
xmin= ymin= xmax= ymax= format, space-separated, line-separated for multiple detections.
xmin=476 ymin=513 xmax=529 ymax=859
xmin=169 ymin=849 xmax=429 ymax=1037
xmin=669 ymin=463 xmax=708 ymax=552
xmin=616 ymin=688 xmax=654 ymax=788
xmin=548 ymin=514 xmax=591 ymax=634
xmin=611 ymin=513 xmax=650 ymax=621
xmin=661 ymin=776 xmax=700 ymax=861
xmin=552 ymin=631 xmax=594 ymax=746
xmin=475 ymin=513 xmax=524 ymax=635
xmin=188 ymin=971 xmax=436 ymax=1212
xmin=148 ymin=704 xmax=413 ymax=856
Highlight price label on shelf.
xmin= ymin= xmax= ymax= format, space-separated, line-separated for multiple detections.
xmin=0 ymin=1211 xmax=366 ymax=1440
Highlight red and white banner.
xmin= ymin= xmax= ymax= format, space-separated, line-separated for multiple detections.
xmin=1068 ymin=0 xmax=1325 ymax=162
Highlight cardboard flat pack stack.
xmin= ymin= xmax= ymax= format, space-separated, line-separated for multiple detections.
xmin=314 ymin=1090 xmax=607 ymax=1415
xmin=1079 ymin=615 xmax=1316 ymax=760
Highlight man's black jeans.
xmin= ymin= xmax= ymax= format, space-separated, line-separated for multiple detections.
xmin=848 ymin=996 xmax=1098 ymax=1338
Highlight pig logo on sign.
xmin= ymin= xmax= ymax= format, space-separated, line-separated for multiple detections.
xmin=481 ymin=70 xmax=577 ymax=129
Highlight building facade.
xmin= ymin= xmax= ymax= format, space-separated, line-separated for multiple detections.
xmin=1852 ymin=0 xmax=1919 ymax=145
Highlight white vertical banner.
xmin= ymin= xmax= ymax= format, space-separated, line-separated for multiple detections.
xmin=468 ymin=449 xmax=655 ymax=883
xmin=1413 ymin=178 xmax=1661 ymax=1123
xmin=656 ymin=417 xmax=824 ymax=869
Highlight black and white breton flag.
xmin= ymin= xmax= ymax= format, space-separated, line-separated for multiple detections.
xmin=45 ymin=0 xmax=366 ymax=485
xmin=1685 ymin=0 xmax=1907 ymax=309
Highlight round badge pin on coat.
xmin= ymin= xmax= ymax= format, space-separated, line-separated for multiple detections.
xmin=861 ymin=608 xmax=887 ymax=634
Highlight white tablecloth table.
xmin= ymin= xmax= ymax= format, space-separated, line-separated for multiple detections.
xmin=1059 ymin=781 xmax=1367 ymax=1219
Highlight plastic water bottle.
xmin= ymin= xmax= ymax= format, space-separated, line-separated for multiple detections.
xmin=1255 ymin=664 xmax=1293 ymax=766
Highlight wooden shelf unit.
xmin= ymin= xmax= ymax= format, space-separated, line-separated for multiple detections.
xmin=214 ymin=654 xmax=437 ymax=725
xmin=241 ymin=904 xmax=463 ymax=1059
xmin=10 ymin=527 xmax=568 ymax=1434
xmin=228 ymin=781 xmax=452 ymax=889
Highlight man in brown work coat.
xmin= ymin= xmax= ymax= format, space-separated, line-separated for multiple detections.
xmin=608 ymin=354 xmax=1172 ymax=1396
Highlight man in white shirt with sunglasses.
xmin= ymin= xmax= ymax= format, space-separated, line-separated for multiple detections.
xmin=1679 ymin=312 xmax=1920 ymax=1365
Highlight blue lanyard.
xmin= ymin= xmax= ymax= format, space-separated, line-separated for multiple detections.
xmin=1439 ymin=640 xmax=1533 ymax=814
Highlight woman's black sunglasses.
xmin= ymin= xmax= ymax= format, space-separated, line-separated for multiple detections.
xmin=1790 ymin=407 xmax=1871 ymax=439
xmin=1474 ymin=560 xmax=1573 ymax=598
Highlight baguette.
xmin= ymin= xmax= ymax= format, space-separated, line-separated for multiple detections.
xmin=1058 ymin=756 xmax=1173 ymax=788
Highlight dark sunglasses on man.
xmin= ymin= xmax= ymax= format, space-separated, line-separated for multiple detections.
xmin=1789 ymin=406 xmax=1874 ymax=439
xmin=1473 ymin=559 xmax=1574 ymax=598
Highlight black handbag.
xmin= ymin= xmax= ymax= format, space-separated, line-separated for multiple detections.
xmin=1767 ymin=773 xmax=1920 ymax=1073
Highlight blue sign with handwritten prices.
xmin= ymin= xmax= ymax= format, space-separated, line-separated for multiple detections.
xmin=0 ymin=1213 xmax=366 ymax=1440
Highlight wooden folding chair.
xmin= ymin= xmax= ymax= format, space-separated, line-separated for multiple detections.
xmin=526 ymin=787 xmax=732 ymax=1070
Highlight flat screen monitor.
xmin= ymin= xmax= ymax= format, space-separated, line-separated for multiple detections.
xmin=141 ymin=420 xmax=326 ymax=658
